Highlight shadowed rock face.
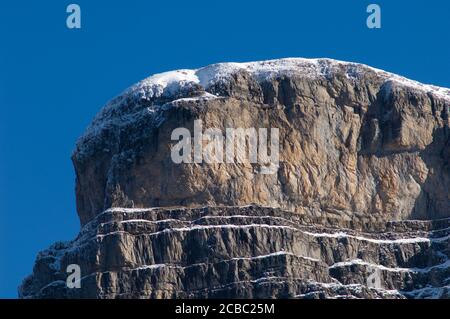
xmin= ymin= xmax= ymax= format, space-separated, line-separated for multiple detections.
xmin=19 ymin=206 xmax=450 ymax=299
xmin=21 ymin=58 xmax=450 ymax=299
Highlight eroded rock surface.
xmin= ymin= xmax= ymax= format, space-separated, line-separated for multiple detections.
xmin=72 ymin=58 xmax=450 ymax=226
xmin=20 ymin=206 xmax=450 ymax=299
xmin=21 ymin=58 xmax=450 ymax=298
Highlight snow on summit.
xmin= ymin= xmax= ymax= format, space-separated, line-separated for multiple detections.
xmin=126 ymin=58 xmax=450 ymax=102
xmin=75 ymin=57 xmax=450 ymax=156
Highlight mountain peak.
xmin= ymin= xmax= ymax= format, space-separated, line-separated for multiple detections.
xmin=23 ymin=57 xmax=450 ymax=299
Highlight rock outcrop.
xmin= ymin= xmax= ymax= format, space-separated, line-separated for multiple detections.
xmin=19 ymin=206 xmax=450 ymax=299
xmin=20 ymin=58 xmax=450 ymax=298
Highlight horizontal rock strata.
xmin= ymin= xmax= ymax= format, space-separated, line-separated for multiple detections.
xmin=20 ymin=205 xmax=450 ymax=299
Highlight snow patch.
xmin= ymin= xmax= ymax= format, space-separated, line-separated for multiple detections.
xmin=129 ymin=69 xmax=199 ymax=100
xmin=402 ymin=285 xmax=450 ymax=299
xmin=303 ymin=230 xmax=450 ymax=244
xmin=329 ymin=258 xmax=450 ymax=274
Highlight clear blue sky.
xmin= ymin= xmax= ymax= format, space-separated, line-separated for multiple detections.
xmin=0 ymin=0 xmax=449 ymax=298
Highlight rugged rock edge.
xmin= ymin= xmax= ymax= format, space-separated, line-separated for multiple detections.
xmin=20 ymin=205 xmax=450 ymax=299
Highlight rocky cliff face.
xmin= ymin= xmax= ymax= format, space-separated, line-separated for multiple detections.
xmin=20 ymin=58 xmax=450 ymax=298
xmin=19 ymin=205 xmax=450 ymax=299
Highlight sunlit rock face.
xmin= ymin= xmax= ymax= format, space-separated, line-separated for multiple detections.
xmin=71 ymin=58 xmax=450 ymax=226
xmin=21 ymin=59 xmax=450 ymax=299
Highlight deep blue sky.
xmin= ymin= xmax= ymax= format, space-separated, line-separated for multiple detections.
xmin=0 ymin=0 xmax=449 ymax=298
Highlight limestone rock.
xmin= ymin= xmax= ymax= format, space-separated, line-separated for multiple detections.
xmin=20 ymin=58 xmax=450 ymax=299
xmin=20 ymin=206 xmax=450 ymax=299
xmin=72 ymin=58 xmax=450 ymax=226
